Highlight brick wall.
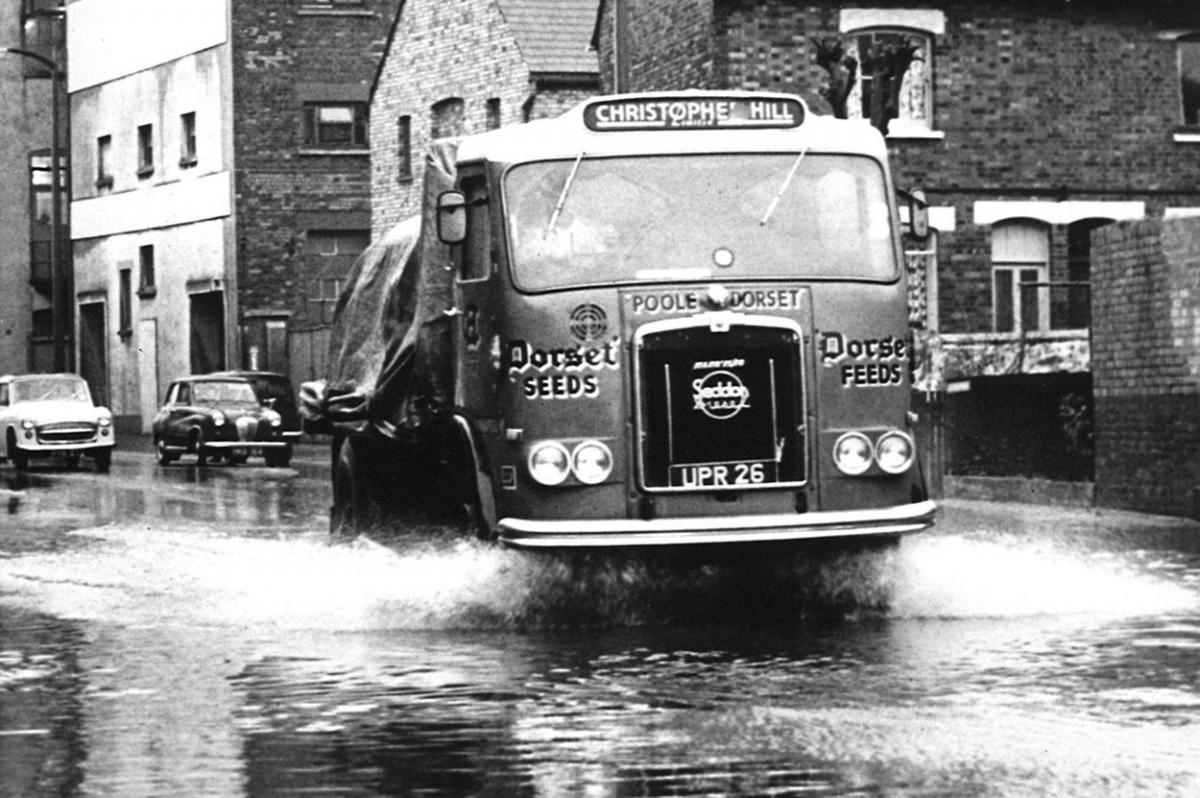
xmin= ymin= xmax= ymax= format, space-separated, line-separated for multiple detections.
xmin=231 ymin=0 xmax=397 ymax=336
xmin=596 ymin=0 xmax=1200 ymax=336
xmin=1092 ymin=216 xmax=1200 ymax=516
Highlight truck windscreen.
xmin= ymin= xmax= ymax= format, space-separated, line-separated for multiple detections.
xmin=504 ymin=153 xmax=897 ymax=291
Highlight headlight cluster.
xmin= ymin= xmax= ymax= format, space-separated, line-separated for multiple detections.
xmin=527 ymin=439 xmax=614 ymax=486
xmin=212 ymin=410 xmax=227 ymax=426
xmin=832 ymin=430 xmax=916 ymax=476
xmin=264 ymin=409 xmax=282 ymax=427
xmin=98 ymin=416 xmax=112 ymax=436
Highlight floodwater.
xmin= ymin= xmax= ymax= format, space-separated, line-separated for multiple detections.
xmin=2 ymin=454 xmax=1200 ymax=796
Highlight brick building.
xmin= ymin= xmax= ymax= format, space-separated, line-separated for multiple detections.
xmin=1091 ymin=216 xmax=1200 ymax=517
xmin=594 ymin=0 xmax=1200 ymax=488
xmin=370 ymin=0 xmax=600 ymax=236
xmin=0 ymin=0 xmax=64 ymax=375
xmin=67 ymin=0 xmax=397 ymax=431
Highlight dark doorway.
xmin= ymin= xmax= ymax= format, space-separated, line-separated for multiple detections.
xmin=78 ymin=302 xmax=108 ymax=405
xmin=189 ymin=291 xmax=225 ymax=374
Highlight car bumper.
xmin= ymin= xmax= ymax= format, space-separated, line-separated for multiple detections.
xmin=202 ymin=440 xmax=292 ymax=451
xmin=497 ymin=500 xmax=937 ymax=550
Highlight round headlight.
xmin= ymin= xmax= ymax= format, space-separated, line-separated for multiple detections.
xmin=571 ymin=440 xmax=613 ymax=485
xmin=832 ymin=431 xmax=873 ymax=476
xmin=20 ymin=419 xmax=35 ymax=430
xmin=98 ymin=416 xmax=112 ymax=427
xmin=264 ymin=410 xmax=282 ymax=426
xmin=212 ymin=410 xmax=227 ymax=426
xmin=528 ymin=441 xmax=571 ymax=486
xmin=875 ymin=430 xmax=916 ymax=474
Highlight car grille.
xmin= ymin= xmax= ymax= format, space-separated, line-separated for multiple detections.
xmin=37 ymin=422 xmax=97 ymax=445
xmin=635 ymin=320 xmax=806 ymax=492
xmin=235 ymin=416 xmax=259 ymax=441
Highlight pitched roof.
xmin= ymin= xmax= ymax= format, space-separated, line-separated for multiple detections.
xmin=497 ymin=0 xmax=600 ymax=76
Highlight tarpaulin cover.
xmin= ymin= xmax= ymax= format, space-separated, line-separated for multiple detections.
xmin=300 ymin=140 xmax=458 ymax=438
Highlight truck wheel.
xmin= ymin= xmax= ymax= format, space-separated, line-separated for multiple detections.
xmin=93 ymin=449 xmax=112 ymax=474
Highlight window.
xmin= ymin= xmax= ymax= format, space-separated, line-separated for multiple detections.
xmin=461 ymin=177 xmax=491 ymax=281
xmin=180 ymin=112 xmax=197 ymax=167
xmin=138 ymin=244 xmax=156 ymax=297
xmin=486 ymin=97 xmax=501 ymax=131
xmin=1064 ymin=219 xmax=1108 ymax=329
xmin=301 ymin=231 xmax=369 ymax=326
xmin=1180 ymin=35 xmax=1200 ymax=126
xmin=431 ymin=97 xmax=465 ymax=139
xmin=303 ymin=102 xmax=367 ymax=148
xmin=137 ymin=123 xmax=154 ymax=178
xmin=839 ymin=9 xmax=943 ymax=137
xmin=991 ymin=220 xmax=1049 ymax=333
xmin=848 ymin=29 xmax=933 ymax=134
xmin=397 ymin=115 xmax=412 ymax=181
xmin=118 ymin=267 xmax=133 ymax=339
xmin=96 ymin=135 xmax=113 ymax=190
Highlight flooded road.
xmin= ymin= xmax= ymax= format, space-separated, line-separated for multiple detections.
xmin=2 ymin=449 xmax=1200 ymax=796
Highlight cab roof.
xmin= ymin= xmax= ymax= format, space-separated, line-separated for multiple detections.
xmin=454 ymin=90 xmax=889 ymax=165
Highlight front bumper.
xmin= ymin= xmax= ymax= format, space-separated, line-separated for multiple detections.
xmin=203 ymin=440 xmax=291 ymax=451
xmin=498 ymin=500 xmax=937 ymax=550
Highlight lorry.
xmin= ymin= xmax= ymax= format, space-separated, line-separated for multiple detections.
xmin=301 ymin=90 xmax=936 ymax=550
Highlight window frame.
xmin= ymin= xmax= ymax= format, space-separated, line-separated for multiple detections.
xmin=180 ymin=111 xmax=197 ymax=167
xmin=96 ymin=134 xmax=113 ymax=190
xmin=138 ymin=244 xmax=157 ymax=298
xmin=839 ymin=8 xmax=944 ymax=140
xmin=302 ymin=102 xmax=368 ymax=149
xmin=397 ymin=114 xmax=413 ymax=182
xmin=136 ymin=123 xmax=154 ymax=178
xmin=990 ymin=220 xmax=1050 ymax=334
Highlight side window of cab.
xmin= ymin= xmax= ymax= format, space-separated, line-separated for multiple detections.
xmin=461 ymin=175 xmax=491 ymax=282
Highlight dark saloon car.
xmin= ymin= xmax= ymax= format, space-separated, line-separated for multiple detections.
xmin=206 ymin=370 xmax=302 ymax=440
xmin=152 ymin=374 xmax=294 ymax=467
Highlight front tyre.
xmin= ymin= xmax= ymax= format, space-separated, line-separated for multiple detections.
xmin=155 ymin=436 xmax=178 ymax=465
xmin=93 ymin=448 xmax=112 ymax=474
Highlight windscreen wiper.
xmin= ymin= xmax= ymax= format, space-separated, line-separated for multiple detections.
xmin=760 ymin=147 xmax=808 ymax=226
xmin=545 ymin=151 xmax=585 ymax=238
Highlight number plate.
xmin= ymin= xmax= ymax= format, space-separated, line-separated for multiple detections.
xmin=670 ymin=460 xmax=778 ymax=488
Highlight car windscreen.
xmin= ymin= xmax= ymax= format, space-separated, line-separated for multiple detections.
xmin=13 ymin=377 xmax=90 ymax=403
xmin=193 ymin=381 xmax=259 ymax=404
xmin=503 ymin=153 xmax=897 ymax=292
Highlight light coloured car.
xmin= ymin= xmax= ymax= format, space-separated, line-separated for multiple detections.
xmin=0 ymin=373 xmax=115 ymax=472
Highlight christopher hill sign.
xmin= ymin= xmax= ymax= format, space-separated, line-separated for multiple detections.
xmin=584 ymin=96 xmax=805 ymax=132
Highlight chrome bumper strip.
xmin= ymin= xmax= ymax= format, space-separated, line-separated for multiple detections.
xmin=498 ymin=500 xmax=937 ymax=549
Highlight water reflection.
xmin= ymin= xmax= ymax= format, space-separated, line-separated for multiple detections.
xmin=3 ymin=480 xmax=1200 ymax=795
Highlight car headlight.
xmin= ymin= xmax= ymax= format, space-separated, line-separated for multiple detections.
xmin=832 ymin=432 xmax=873 ymax=476
xmin=212 ymin=410 xmax=226 ymax=426
xmin=571 ymin=440 xmax=613 ymax=485
xmin=528 ymin=441 xmax=571 ymax=486
xmin=875 ymin=430 xmax=916 ymax=474
xmin=98 ymin=416 xmax=111 ymax=427
xmin=264 ymin=409 xmax=282 ymax=426
xmin=20 ymin=419 xmax=35 ymax=431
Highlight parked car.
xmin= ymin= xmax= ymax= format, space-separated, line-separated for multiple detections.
xmin=0 ymin=373 xmax=115 ymax=472
xmin=152 ymin=374 xmax=294 ymax=467
xmin=206 ymin=370 xmax=302 ymax=442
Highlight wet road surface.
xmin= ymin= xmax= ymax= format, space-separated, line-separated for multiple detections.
xmin=2 ymin=446 xmax=1199 ymax=796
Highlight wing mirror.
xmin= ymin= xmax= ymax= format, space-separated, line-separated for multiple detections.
xmin=437 ymin=190 xmax=467 ymax=245
xmin=907 ymin=188 xmax=929 ymax=240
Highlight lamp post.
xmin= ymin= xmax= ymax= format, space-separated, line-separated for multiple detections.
xmin=3 ymin=45 xmax=70 ymax=372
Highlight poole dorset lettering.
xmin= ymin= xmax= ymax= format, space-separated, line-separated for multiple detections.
xmin=819 ymin=331 xmax=908 ymax=388
xmin=631 ymin=289 xmax=802 ymax=315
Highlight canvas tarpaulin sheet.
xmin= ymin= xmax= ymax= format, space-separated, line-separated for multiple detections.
xmin=300 ymin=140 xmax=458 ymax=438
